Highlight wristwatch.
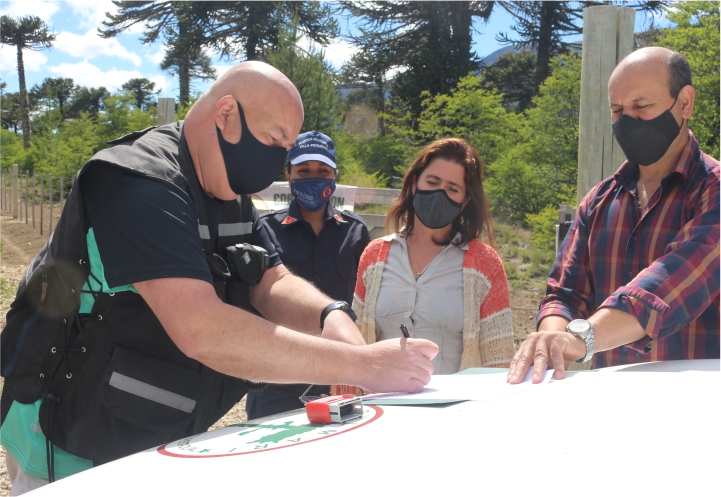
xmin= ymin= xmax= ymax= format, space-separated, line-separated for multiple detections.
xmin=565 ymin=319 xmax=595 ymax=364
xmin=320 ymin=301 xmax=357 ymax=330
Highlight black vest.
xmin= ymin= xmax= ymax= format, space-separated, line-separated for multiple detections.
xmin=1 ymin=123 xmax=259 ymax=464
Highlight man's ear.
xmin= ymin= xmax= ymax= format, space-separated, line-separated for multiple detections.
xmin=215 ymin=96 xmax=241 ymax=143
xmin=678 ymin=85 xmax=695 ymax=120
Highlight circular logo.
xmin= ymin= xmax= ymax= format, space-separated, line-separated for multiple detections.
xmin=321 ymin=185 xmax=333 ymax=200
xmin=158 ymin=405 xmax=383 ymax=458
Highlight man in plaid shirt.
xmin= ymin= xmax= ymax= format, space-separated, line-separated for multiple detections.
xmin=508 ymin=47 xmax=719 ymax=383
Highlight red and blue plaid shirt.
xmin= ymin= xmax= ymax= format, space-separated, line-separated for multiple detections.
xmin=539 ymin=132 xmax=720 ymax=368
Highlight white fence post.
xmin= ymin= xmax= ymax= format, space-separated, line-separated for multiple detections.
xmin=577 ymin=5 xmax=636 ymax=201
xmin=158 ymin=98 xmax=176 ymax=125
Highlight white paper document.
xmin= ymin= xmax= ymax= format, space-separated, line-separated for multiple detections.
xmin=362 ymin=368 xmax=554 ymax=405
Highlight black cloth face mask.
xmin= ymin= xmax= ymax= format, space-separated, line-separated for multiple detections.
xmin=216 ymin=100 xmax=288 ymax=194
xmin=412 ymin=188 xmax=463 ymax=230
xmin=612 ymin=96 xmax=683 ymax=166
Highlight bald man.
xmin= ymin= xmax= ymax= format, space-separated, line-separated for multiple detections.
xmin=508 ymin=47 xmax=719 ymax=384
xmin=0 ymin=61 xmax=437 ymax=491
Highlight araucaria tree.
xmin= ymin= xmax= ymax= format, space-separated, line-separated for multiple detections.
xmin=100 ymin=1 xmax=215 ymax=105
xmin=121 ymin=78 xmax=161 ymax=110
xmin=342 ymin=1 xmax=494 ymax=118
xmin=0 ymin=15 xmax=56 ymax=148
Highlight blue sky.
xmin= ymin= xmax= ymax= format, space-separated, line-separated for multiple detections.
xmin=0 ymin=1 xmax=670 ymax=101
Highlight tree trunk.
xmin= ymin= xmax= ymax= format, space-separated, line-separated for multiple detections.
xmin=376 ymin=75 xmax=385 ymax=136
xmin=16 ymin=43 xmax=30 ymax=149
xmin=535 ymin=2 xmax=555 ymax=91
xmin=246 ymin=32 xmax=258 ymax=61
xmin=178 ymin=21 xmax=190 ymax=106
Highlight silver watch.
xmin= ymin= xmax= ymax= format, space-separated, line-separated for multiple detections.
xmin=566 ymin=319 xmax=595 ymax=364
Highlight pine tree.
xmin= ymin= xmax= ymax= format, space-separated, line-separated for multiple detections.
xmin=0 ymin=15 xmax=56 ymax=148
xmin=341 ymin=1 xmax=494 ymax=118
xmin=31 ymin=77 xmax=77 ymax=119
xmin=121 ymin=78 xmax=161 ymax=110
xmin=100 ymin=1 xmax=215 ymax=105
xmin=496 ymin=2 xmax=667 ymax=97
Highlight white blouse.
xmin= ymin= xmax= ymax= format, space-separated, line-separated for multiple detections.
xmin=374 ymin=234 xmax=467 ymax=374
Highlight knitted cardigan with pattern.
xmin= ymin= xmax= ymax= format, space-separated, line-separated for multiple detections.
xmin=353 ymin=235 xmax=515 ymax=370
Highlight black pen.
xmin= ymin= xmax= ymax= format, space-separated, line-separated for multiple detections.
xmin=400 ymin=323 xmax=411 ymax=338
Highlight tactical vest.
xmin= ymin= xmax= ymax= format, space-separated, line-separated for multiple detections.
xmin=1 ymin=122 xmax=261 ymax=465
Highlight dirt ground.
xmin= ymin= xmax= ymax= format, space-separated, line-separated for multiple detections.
xmin=0 ymin=213 xmax=542 ymax=494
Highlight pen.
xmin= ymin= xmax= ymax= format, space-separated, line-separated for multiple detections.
xmin=400 ymin=323 xmax=411 ymax=338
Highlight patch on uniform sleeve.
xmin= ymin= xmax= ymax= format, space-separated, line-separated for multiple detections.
xmin=333 ymin=214 xmax=348 ymax=224
xmin=281 ymin=216 xmax=298 ymax=225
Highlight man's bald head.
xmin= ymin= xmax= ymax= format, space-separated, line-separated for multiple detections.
xmin=609 ymin=47 xmax=696 ymax=170
xmin=611 ymin=47 xmax=692 ymax=99
xmin=184 ymin=61 xmax=304 ymax=200
xmin=203 ymin=61 xmax=303 ymax=120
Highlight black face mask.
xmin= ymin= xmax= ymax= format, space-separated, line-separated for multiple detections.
xmin=412 ymin=188 xmax=463 ymax=230
xmin=612 ymin=97 xmax=683 ymax=166
xmin=216 ymin=100 xmax=287 ymax=194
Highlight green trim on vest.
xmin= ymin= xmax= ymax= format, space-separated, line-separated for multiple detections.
xmin=1 ymin=400 xmax=93 ymax=480
xmin=79 ymin=228 xmax=137 ymax=313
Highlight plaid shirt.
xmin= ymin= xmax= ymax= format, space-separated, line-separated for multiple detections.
xmin=539 ymin=132 xmax=720 ymax=368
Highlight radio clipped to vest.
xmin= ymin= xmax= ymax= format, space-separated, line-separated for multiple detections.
xmin=226 ymin=243 xmax=269 ymax=285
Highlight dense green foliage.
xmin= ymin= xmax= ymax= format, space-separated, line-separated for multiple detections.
xmin=1 ymin=2 xmax=717 ymax=259
xmin=264 ymin=22 xmax=341 ymax=136
xmin=658 ymin=1 xmax=720 ymax=159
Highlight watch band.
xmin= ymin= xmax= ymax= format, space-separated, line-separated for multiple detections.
xmin=566 ymin=320 xmax=595 ymax=364
xmin=320 ymin=301 xmax=357 ymax=330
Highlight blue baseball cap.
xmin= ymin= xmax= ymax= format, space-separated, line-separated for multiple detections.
xmin=287 ymin=131 xmax=336 ymax=169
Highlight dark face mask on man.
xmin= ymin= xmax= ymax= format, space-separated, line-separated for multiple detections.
xmin=612 ymin=95 xmax=683 ymax=166
xmin=216 ymin=100 xmax=288 ymax=194
xmin=412 ymin=188 xmax=464 ymax=230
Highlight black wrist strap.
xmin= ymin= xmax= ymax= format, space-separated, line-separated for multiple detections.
xmin=320 ymin=301 xmax=357 ymax=330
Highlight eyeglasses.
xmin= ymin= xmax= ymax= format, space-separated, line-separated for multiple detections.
xmin=299 ymin=384 xmax=325 ymax=405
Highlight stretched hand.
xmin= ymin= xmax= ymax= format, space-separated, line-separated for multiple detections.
xmin=506 ymin=330 xmax=585 ymax=384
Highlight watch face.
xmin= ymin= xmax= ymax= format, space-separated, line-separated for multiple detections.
xmin=567 ymin=319 xmax=591 ymax=335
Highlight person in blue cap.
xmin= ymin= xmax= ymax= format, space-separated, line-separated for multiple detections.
xmin=246 ymin=131 xmax=371 ymax=419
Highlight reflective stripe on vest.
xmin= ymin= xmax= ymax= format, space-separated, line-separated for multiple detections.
xmin=198 ymin=222 xmax=252 ymax=240
xmin=109 ymin=372 xmax=196 ymax=413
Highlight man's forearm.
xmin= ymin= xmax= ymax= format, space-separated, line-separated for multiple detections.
xmin=250 ymin=264 xmax=333 ymax=335
xmin=589 ymin=308 xmax=646 ymax=354
xmin=538 ymin=309 xmax=647 ymax=362
xmin=136 ymin=277 xmax=436 ymax=393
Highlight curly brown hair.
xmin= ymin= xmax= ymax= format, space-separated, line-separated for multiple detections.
xmin=386 ymin=138 xmax=495 ymax=247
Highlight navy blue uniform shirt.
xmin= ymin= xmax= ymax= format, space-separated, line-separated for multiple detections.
xmin=246 ymin=200 xmax=370 ymax=420
xmin=258 ymin=200 xmax=370 ymax=304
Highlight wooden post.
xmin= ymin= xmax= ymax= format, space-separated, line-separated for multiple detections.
xmin=32 ymin=172 xmax=36 ymax=229
xmin=40 ymin=174 xmax=44 ymax=235
xmin=157 ymin=98 xmax=176 ymax=125
xmin=25 ymin=171 xmax=29 ymax=223
xmin=49 ymin=173 xmax=54 ymax=234
xmin=12 ymin=164 xmax=19 ymax=218
xmin=577 ymin=5 xmax=636 ymax=201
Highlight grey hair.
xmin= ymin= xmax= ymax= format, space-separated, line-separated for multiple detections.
xmin=666 ymin=51 xmax=692 ymax=98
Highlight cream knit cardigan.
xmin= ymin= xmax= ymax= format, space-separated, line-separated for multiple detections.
xmin=353 ymin=235 xmax=515 ymax=370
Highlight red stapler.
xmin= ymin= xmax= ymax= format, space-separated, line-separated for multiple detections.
xmin=305 ymin=395 xmax=364 ymax=424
